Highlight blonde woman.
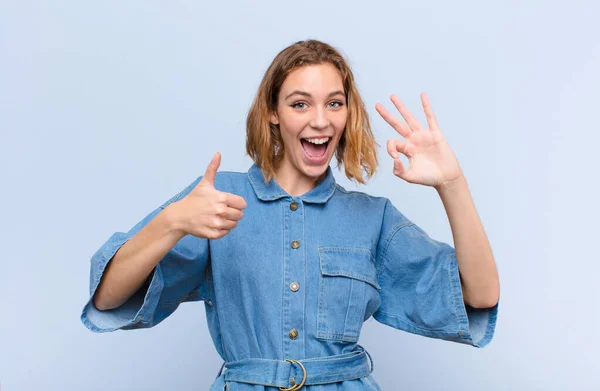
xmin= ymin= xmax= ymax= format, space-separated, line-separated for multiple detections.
xmin=82 ymin=39 xmax=500 ymax=390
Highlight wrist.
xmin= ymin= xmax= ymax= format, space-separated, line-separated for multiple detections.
xmin=162 ymin=202 xmax=189 ymax=237
xmin=435 ymin=174 xmax=467 ymax=195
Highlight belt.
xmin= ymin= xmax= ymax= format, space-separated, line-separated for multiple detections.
xmin=215 ymin=344 xmax=374 ymax=390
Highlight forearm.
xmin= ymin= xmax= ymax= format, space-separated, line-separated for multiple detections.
xmin=436 ymin=175 xmax=500 ymax=308
xmin=93 ymin=204 xmax=187 ymax=310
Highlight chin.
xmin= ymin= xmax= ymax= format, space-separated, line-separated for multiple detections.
xmin=297 ymin=159 xmax=330 ymax=178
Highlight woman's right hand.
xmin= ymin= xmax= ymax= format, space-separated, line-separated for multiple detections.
xmin=171 ymin=152 xmax=247 ymax=240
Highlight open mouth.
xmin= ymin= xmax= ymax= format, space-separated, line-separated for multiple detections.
xmin=300 ymin=136 xmax=330 ymax=159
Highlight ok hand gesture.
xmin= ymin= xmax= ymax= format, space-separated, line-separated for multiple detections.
xmin=375 ymin=93 xmax=464 ymax=189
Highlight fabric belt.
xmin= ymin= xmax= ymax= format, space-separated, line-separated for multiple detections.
xmin=215 ymin=344 xmax=374 ymax=389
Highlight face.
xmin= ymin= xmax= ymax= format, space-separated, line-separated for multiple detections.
xmin=270 ymin=63 xmax=347 ymax=182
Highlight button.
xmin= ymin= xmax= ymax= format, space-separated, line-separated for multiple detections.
xmin=290 ymin=281 xmax=300 ymax=292
xmin=291 ymin=240 xmax=300 ymax=249
xmin=290 ymin=201 xmax=298 ymax=211
xmin=289 ymin=328 xmax=299 ymax=340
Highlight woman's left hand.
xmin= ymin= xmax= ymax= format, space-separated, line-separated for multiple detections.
xmin=375 ymin=92 xmax=464 ymax=189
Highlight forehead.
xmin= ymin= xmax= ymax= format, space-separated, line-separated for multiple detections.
xmin=280 ymin=63 xmax=344 ymax=95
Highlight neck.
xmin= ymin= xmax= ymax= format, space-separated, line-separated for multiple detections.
xmin=274 ymin=162 xmax=327 ymax=197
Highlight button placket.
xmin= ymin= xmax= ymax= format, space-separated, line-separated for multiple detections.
xmin=282 ymin=198 xmax=305 ymax=358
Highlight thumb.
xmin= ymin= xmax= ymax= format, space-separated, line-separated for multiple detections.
xmin=200 ymin=152 xmax=221 ymax=187
xmin=393 ymin=156 xmax=406 ymax=179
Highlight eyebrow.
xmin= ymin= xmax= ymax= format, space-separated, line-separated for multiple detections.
xmin=284 ymin=90 xmax=345 ymax=100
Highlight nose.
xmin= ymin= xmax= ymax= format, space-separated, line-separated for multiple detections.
xmin=309 ymin=107 xmax=330 ymax=129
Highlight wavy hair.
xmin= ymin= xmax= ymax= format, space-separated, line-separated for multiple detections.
xmin=246 ymin=39 xmax=378 ymax=184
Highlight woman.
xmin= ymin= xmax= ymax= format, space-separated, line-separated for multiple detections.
xmin=81 ymin=39 xmax=500 ymax=390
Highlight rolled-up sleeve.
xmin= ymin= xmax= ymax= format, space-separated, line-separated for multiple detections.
xmin=373 ymin=199 xmax=498 ymax=348
xmin=81 ymin=175 xmax=210 ymax=332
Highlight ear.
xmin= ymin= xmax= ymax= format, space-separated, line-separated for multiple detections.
xmin=270 ymin=111 xmax=279 ymax=125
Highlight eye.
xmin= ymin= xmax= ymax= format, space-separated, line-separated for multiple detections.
xmin=329 ymin=100 xmax=344 ymax=108
xmin=291 ymin=102 xmax=307 ymax=110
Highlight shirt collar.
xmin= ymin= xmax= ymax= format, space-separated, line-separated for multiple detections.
xmin=247 ymin=163 xmax=336 ymax=204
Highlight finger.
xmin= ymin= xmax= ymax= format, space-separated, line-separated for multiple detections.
xmin=390 ymin=95 xmax=424 ymax=131
xmin=224 ymin=193 xmax=248 ymax=210
xmin=208 ymin=228 xmax=230 ymax=240
xmin=213 ymin=217 xmax=239 ymax=230
xmin=200 ymin=152 xmax=221 ymax=187
xmin=375 ymin=102 xmax=412 ymax=138
xmin=386 ymin=139 xmax=407 ymax=159
xmin=421 ymin=92 xmax=440 ymax=131
xmin=215 ymin=206 xmax=244 ymax=221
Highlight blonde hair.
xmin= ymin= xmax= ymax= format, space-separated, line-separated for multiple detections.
xmin=246 ymin=39 xmax=378 ymax=184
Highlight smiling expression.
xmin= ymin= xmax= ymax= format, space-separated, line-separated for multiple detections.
xmin=270 ymin=63 xmax=348 ymax=188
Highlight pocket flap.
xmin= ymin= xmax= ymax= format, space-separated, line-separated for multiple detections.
xmin=317 ymin=247 xmax=381 ymax=289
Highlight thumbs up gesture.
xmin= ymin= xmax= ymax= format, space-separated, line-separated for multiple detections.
xmin=176 ymin=152 xmax=247 ymax=240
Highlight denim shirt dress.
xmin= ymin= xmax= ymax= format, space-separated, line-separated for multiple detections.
xmin=81 ymin=163 xmax=499 ymax=390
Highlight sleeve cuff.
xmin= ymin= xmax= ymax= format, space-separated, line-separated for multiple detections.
xmin=80 ymin=232 xmax=164 ymax=332
xmin=446 ymin=251 xmax=499 ymax=348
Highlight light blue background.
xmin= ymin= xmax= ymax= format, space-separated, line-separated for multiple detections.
xmin=1 ymin=1 xmax=598 ymax=390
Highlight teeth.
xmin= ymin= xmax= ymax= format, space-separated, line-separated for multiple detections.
xmin=304 ymin=137 xmax=329 ymax=145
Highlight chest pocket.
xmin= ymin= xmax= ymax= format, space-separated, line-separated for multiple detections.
xmin=316 ymin=247 xmax=381 ymax=342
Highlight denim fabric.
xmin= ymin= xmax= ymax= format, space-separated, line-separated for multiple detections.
xmin=81 ymin=163 xmax=499 ymax=390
